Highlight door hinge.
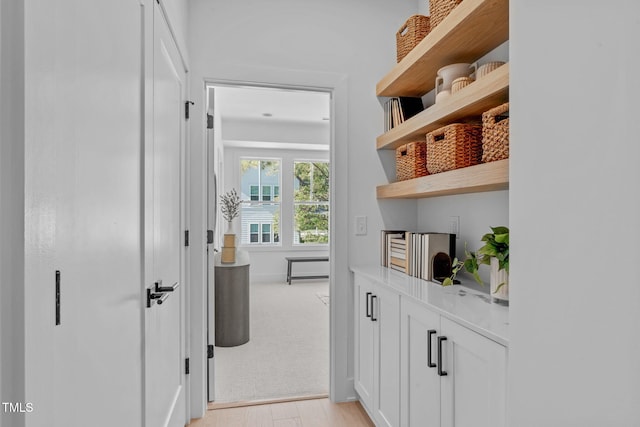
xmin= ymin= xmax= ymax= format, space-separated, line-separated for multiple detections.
xmin=185 ymin=358 xmax=190 ymax=375
xmin=207 ymin=230 xmax=214 ymax=244
xmin=207 ymin=114 xmax=214 ymax=129
xmin=208 ymin=344 xmax=214 ymax=359
xmin=185 ymin=230 xmax=189 ymax=247
xmin=185 ymin=101 xmax=194 ymax=120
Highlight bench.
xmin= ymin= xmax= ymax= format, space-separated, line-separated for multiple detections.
xmin=285 ymin=256 xmax=329 ymax=285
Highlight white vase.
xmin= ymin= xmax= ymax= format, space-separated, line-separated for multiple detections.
xmin=490 ymin=257 xmax=509 ymax=304
xmin=435 ymin=62 xmax=477 ymax=102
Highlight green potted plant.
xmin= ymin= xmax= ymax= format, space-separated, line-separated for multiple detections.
xmin=443 ymin=226 xmax=509 ymax=303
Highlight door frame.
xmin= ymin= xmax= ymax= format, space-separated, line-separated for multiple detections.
xmin=188 ymin=68 xmax=351 ymax=417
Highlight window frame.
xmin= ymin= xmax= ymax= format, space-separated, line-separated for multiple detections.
xmin=292 ymin=160 xmax=330 ymax=246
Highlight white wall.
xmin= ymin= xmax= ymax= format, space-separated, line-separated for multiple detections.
xmin=188 ymin=0 xmax=418 ymax=405
xmin=0 ymin=1 xmax=25 ymax=426
xmin=509 ymin=1 xmax=640 ymax=425
xmin=223 ymin=146 xmax=330 ymax=283
xmin=222 ymin=117 xmax=330 ymax=146
xmin=417 ymin=190 xmax=509 ymax=285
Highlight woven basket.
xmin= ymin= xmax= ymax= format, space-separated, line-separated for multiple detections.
xmin=396 ymin=15 xmax=431 ymax=63
xmin=477 ymin=61 xmax=506 ymax=79
xmin=482 ymin=102 xmax=509 ymax=162
xmin=396 ymin=141 xmax=428 ymax=181
xmin=451 ymin=76 xmax=474 ymax=94
xmin=429 ymin=0 xmax=463 ymax=29
xmin=426 ymin=123 xmax=483 ymax=174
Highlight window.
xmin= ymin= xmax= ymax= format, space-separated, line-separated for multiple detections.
xmin=293 ymin=161 xmax=330 ymax=245
xmin=240 ymin=159 xmax=281 ymax=245
xmin=249 ymin=222 xmax=273 ymax=244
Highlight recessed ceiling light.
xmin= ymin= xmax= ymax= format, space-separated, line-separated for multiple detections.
xmin=262 ymin=113 xmax=273 ymax=117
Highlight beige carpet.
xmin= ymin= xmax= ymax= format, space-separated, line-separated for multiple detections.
xmin=214 ymin=280 xmax=329 ymax=403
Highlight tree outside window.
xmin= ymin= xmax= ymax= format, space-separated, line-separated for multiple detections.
xmin=240 ymin=159 xmax=280 ymax=245
xmin=294 ymin=161 xmax=330 ymax=244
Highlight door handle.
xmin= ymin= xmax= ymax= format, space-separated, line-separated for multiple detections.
xmin=427 ymin=330 xmax=437 ymax=368
xmin=147 ymin=288 xmax=169 ymax=307
xmin=437 ymin=336 xmax=448 ymax=376
xmin=365 ymin=292 xmax=372 ymax=318
xmin=371 ymin=295 xmax=378 ymax=322
xmin=155 ymin=280 xmax=180 ymax=293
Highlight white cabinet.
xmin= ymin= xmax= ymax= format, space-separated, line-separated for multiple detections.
xmin=353 ymin=268 xmax=508 ymax=427
xmin=439 ymin=317 xmax=507 ymax=427
xmin=400 ymin=298 xmax=507 ymax=427
xmin=400 ymin=297 xmax=441 ymax=427
xmin=354 ymin=275 xmax=401 ymax=427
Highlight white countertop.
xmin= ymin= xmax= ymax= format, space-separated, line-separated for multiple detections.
xmin=350 ymin=265 xmax=509 ymax=346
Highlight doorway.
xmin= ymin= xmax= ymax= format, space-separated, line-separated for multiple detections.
xmin=205 ymin=84 xmax=332 ymax=403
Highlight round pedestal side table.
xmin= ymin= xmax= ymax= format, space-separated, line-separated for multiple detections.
xmin=214 ymin=249 xmax=250 ymax=347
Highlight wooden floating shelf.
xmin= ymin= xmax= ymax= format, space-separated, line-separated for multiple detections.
xmin=376 ymin=159 xmax=509 ymax=199
xmin=377 ymin=64 xmax=509 ymax=151
xmin=376 ymin=0 xmax=509 ymax=97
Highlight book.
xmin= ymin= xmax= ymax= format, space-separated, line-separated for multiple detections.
xmin=384 ymin=97 xmax=424 ymax=131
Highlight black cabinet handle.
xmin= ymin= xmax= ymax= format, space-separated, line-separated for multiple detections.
xmin=365 ymin=292 xmax=372 ymax=318
xmin=427 ymin=329 xmax=437 ymax=368
xmin=371 ymin=295 xmax=378 ymax=322
xmin=437 ymin=336 xmax=448 ymax=376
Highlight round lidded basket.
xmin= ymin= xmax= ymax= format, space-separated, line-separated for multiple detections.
xmin=451 ymin=76 xmax=474 ymax=94
xmin=476 ymin=61 xmax=506 ymax=80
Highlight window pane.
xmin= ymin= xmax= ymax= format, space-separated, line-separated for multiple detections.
xmin=274 ymin=186 xmax=280 ymax=200
xmin=294 ymin=162 xmax=329 ymax=202
xmin=294 ymin=203 xmax=329 ymax=244
xmin=262 ymin=186 xmax=271 ymax=201
xmin=250 ymin=186 xmax=259 ymax=201
xmin=240 ymin=159 xmax=280 ymax=202
xmin=261 ymin=224 xmax=271 ymax=233
xmin=240 ymin=203 xmax=280 ymax=245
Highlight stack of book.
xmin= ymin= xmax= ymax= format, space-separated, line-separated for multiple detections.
xmin=381 ymin=230 xmax=455 ymax=281
xmin=388 ymin=237 xmax=408 ymax=273
xmin=383 ymin=97 xmax=424 ymax=132
xmin=380 ymin=230 xmax=404 ymax=267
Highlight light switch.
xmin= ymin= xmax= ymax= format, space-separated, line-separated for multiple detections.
xmin=355 ymin=216 xmax=367 ymax=235
xmin=449 ymin=216 xmax=460 ymax=239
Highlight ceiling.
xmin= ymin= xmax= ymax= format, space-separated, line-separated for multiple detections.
xmin=211 ymin=85 xmax=331 ymax=123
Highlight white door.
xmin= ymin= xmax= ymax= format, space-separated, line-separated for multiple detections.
xmin=354 ymin=275 xmax=375 ymax=412
xmin=25 ymin=1 xmax=143 ymax=426
xmin=373 ymin=285 xmax=401 ymax=427
xmin=400 ymin=298 xmax=441 ymax=427
xmin=439 ymin=317 xmax=507 ymax=427
xmin=144 ymin=3 xmax=188 ymax=427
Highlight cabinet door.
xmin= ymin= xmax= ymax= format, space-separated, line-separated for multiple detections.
xmin=439 ymin=317 xmax=507 ymax=427
xmin=400 ymin=298 xmax=441 ymax=427
xmin=374 ymin=285 xmax=401 ymax=427
xmin=354 ymin=275 xmax=375 ymax=412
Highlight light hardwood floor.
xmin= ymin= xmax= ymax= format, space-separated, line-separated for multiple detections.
xmin=188 ymin=397 xmax=374 ymax=427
